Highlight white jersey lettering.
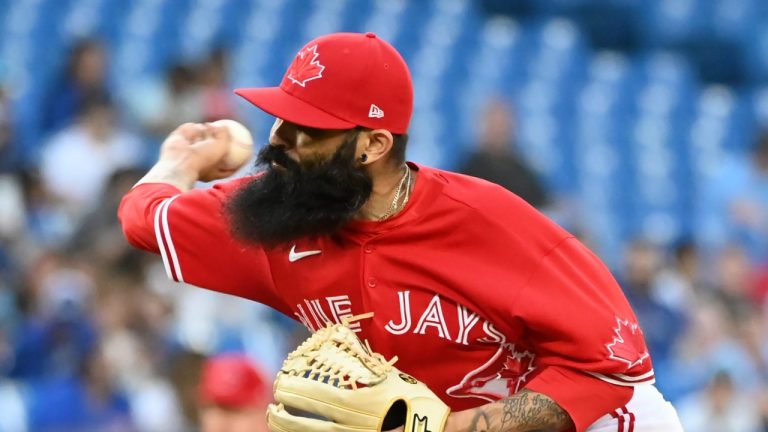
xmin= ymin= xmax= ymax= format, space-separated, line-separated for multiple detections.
xmin=414 ymin=294 xmax=451 ymax=340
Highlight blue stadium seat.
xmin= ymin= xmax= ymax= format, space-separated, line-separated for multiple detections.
xmin=746 ymin=25 xmax=768 ymax=84
xmin=641 ymin=0 xmax=708 ymax=48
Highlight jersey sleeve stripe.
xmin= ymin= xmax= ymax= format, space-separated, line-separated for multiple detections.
xmin=154 ymin=195 xmax=183 ymax=282
xmin=611 ymin=370 xmax=655 ymax=381
xmin=161 ymin=195 xmax=184 ymax=283
xmin=586 ymin=371 xmax=656 ymax=387
xmin=154 ymin=197 xmax=175 ymax=281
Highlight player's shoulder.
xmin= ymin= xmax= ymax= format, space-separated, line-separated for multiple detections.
xmin=417 ymin=164 xmax=529 ymax=211
xmin=416 ymin=163 xmax=572 ymax=252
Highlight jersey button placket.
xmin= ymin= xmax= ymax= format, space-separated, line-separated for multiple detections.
xmin=363 ymin=242 xmax=377 ymax=289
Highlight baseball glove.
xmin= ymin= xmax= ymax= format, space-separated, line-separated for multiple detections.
xmin=267 ymin=313 xmax=450 ymax=432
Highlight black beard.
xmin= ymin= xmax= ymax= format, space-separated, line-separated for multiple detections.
xmin=226 ymin=132 xmax=373 ymax=248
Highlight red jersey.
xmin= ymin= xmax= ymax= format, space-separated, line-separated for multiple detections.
xmin=119 ymin=163 xmax=653 ymax=431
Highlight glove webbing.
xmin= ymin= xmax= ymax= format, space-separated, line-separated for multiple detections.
xmin=281 ymin=313 xmax=398 ymax=390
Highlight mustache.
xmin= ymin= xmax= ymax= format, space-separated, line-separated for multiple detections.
xmin=257 ymin=144 xmax=300 ymax=172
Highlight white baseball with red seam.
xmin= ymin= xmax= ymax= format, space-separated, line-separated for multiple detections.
xmin=211 ymin=119 xmax=254 ymax=171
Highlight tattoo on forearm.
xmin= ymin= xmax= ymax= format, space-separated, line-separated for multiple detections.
xmin=468 ymin=390 xmax=573 ymax=432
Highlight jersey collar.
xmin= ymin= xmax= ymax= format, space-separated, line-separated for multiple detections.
xmin=343 ymin=162 xmax=444 ymax=235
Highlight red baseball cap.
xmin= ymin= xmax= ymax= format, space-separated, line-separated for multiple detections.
xmin=235 ymin=32 xmax=413 ymax=134
xmin=199 ymin=353 xmax=269 ymax=408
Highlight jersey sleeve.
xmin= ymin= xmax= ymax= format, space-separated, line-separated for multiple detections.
xmin=118 ymin=181 xmax=286 ymax=311
xmin=514 ymin=237 xmax=651 ymax=431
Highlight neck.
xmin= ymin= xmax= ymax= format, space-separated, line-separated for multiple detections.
xmin=356 ymin=162 xmax=412 ymax=221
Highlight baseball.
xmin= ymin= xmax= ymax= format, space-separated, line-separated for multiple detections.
xmin=211 ymin=119 xmax=254 ymax=171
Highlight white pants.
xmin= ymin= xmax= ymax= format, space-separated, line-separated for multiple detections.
xmin=586 ymin=384 xmax=683 ymax=432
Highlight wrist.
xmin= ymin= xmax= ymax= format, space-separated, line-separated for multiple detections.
xmin=135 ymin=159 xmax=200 ymax=191
xmin=443 ymin=410 xmax=470 ymax=432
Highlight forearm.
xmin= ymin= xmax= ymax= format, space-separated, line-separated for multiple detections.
xmin=135 ymin=159 xmax=199 ymax=192
xmin=445 ymin=390 xmax=574 ymax=432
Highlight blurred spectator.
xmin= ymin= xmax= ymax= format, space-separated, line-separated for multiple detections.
xmin=200 ymin=48 xmax=238 ymax=122
xmin=0 ymin=86 xmax=18 ymax=172
xmin=170 ymin=282 xmax=299 ymax=374
xmin=20 ymin=169 xmax=74 ymax=247
xmin=9 ymin=252 xmax=97 ymax=379
xmin=735 ymin=309 xmax=768 ymax=387
xmin=0 ymin=258 xmax=18 ymax=360
xmin=94 ymin=274 xmax=185 ymax=432
xmin=712 ymin=245 xmax=760 ymax=321
xmin=66 ymin=168 xmax=145 ymax=263
xmin=43 ymin=38 xmax=111 ymax=135
xmin=198 ymin=353 xmax=270 ymax=432
xmin=129 ymin=63 xmax=203 ymax=140
xmin=619 ymin=239 xmax=686 ymax=367
xmin=170 ymin=350 xmax=207 ymax=430
xmin=0 ymin=174 xmax=26 ymax=245
xmin=677 ymin=370 xmax=763 ymax=432
xmin=26 ymin=346 xmax=134 ymax=432
xmin=698 ymin=131 xmax=768 ymax=263
xmin=652 ymin=239 xmax=700 ymax=313
xmin=459 ymin=99 xmax=549 ymax=208
xmin=665 ymin=295 xmax=764 ymax=400
xmin=662 ymin=299 xmax=731 ymax=399
xmin=660 ymin=244 xmax=767 ymax=402
xmin=40 ymin=94 xmax=144 ymax=222
xmin=752 ymin=265 xmax=768 ymax=306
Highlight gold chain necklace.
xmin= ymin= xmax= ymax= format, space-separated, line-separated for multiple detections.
xmin=378 ymin=166 xmax=411 ymax=221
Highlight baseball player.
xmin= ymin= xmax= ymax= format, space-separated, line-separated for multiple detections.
xmin=119 ymin=32 xmax=683 ymax=431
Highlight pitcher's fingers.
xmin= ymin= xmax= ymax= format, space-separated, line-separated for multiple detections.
xmin=208 ymin=122 xmax=232 ymax=142
xmin=173 ymin=122 xmax=208 ymax=143
xmin=189 ymin=135 xmax=230 ymax=161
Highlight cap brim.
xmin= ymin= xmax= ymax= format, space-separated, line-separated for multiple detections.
xmin=234 ymin=87 xmax=356 ymax=130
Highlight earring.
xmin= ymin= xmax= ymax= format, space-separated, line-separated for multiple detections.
xmin=360 ymin=154 xmax=368 ymax=162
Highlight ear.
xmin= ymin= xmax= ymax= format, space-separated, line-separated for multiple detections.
xmin=357 ymin=129 xmax=394 ymax=165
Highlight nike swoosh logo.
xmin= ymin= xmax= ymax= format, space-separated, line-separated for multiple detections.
xmin=289 ymin=245 xmax=322 ymax=262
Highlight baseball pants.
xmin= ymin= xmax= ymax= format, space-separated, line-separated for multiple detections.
xmin=586 ymin=384 xmax=683 ymax=432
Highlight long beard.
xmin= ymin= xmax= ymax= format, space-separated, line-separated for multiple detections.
xmin=226 ymin=133 xmax=373 ymax=248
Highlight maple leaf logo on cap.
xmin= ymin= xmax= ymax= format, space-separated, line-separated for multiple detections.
xmin=606 ymin=317 xmax=650 ymax=371
xmin=287 ymin=45 xmax=325 ymax=87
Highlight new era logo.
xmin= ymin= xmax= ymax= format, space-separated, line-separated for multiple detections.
xmin=368 ymin=104 xmax=384 ymax=118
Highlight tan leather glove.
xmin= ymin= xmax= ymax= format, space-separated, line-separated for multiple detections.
xmin=267 ymin=314 xmax=450 ymax=432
